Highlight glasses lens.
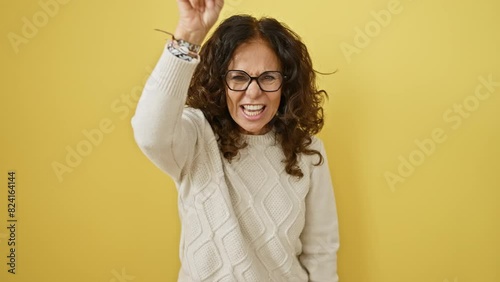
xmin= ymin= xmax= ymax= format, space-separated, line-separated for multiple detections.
xmin=258 ymin=71 xmax=283 ymax=91
xmin=226 ymin=71 xmax=250 ymax=91
xmin=225 ymin=70 xmax=284 ymax=91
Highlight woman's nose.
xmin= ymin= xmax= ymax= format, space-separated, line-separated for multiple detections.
xmin=245 ymin=79 xmax=262 ymax=98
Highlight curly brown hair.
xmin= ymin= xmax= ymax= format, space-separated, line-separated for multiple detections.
xmin=186 ymin=14 xmax=328 ymax=178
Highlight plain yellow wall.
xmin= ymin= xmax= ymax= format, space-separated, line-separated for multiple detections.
xmin=1 ymin=0 xmax=499 ymax=281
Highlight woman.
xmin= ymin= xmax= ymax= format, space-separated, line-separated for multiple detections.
xmin=131 ymin=0 xmax=340 ymax=281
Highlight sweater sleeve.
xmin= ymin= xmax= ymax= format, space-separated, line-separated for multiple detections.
xmin=299 ymin=138 xmax=340 ymax=282
xmin=131 ymin=42 xmax=200 ymax=181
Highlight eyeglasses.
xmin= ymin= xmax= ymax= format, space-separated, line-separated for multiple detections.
xmin=224 ymin=70 xmax=286 ymax=92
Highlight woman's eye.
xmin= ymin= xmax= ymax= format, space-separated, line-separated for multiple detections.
xmin=231 ymin=75 xmax=247 ymax=81
xmin=262 ymin=75 xmax=277 ymax=81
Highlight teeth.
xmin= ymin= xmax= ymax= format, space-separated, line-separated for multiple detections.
xmin=244 ymin=109 xmax=262 ymax=116
xmin=242 ymin=104 xmax=265 ymax=116
xmin=242 ymin=104 xmax=264 ymax=111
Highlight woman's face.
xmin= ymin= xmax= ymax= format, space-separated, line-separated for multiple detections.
xmin=225 ymin=39 xmax=282 ymax=135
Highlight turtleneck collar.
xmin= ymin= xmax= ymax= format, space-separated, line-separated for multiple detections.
xmin=242 ymin=129 xmax=277 ymax=146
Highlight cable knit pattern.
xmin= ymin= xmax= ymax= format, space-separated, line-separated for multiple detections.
xmin=131 ymin=42 xmax=340 ymax=282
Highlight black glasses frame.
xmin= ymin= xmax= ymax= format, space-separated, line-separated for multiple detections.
xmin=223 ymin=70 xmax=287 ymax=92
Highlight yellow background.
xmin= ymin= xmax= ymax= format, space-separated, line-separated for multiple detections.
xmin=1 ymin=0 xmax=499 ymax=281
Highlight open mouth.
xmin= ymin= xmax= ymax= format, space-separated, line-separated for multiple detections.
xmin=241 ymin=104 xmax=265 ymax=117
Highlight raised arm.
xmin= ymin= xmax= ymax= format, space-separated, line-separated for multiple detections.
xmin=130 ymin=0 xmax=224 ymax=180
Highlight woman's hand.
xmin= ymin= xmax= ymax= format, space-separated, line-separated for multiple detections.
xmin=174 ymin=0 xmax=224 ymax=45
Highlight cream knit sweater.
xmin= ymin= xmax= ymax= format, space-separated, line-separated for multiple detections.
xmin=131 ymin=43 xmax=340 ymax=282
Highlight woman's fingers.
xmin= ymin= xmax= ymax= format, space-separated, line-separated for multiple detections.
xmin=188 ymin=0 xmax=205 ymax=11
xmin=208 ymin=0 xmax=223 ymax=14
xmin=173 ymin=0 xmax=224 ymax=44
xmin=177 ymin=0 xmax=193 ymax=13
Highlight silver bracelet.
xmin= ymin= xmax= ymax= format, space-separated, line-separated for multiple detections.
xmin=176 ymin=39 xmax=201 ymax=54
xmin=167 ymin=40 xmax=199 ymax=62
xmin=155 ymin=29 xmax=201 ymax=62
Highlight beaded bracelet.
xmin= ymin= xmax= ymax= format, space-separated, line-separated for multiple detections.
xmin=154 ymin=29 xmax=200 ymax=62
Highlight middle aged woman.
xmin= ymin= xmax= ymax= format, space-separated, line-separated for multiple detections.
xmin=131 ymin=0 xmax=340 ymax=281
